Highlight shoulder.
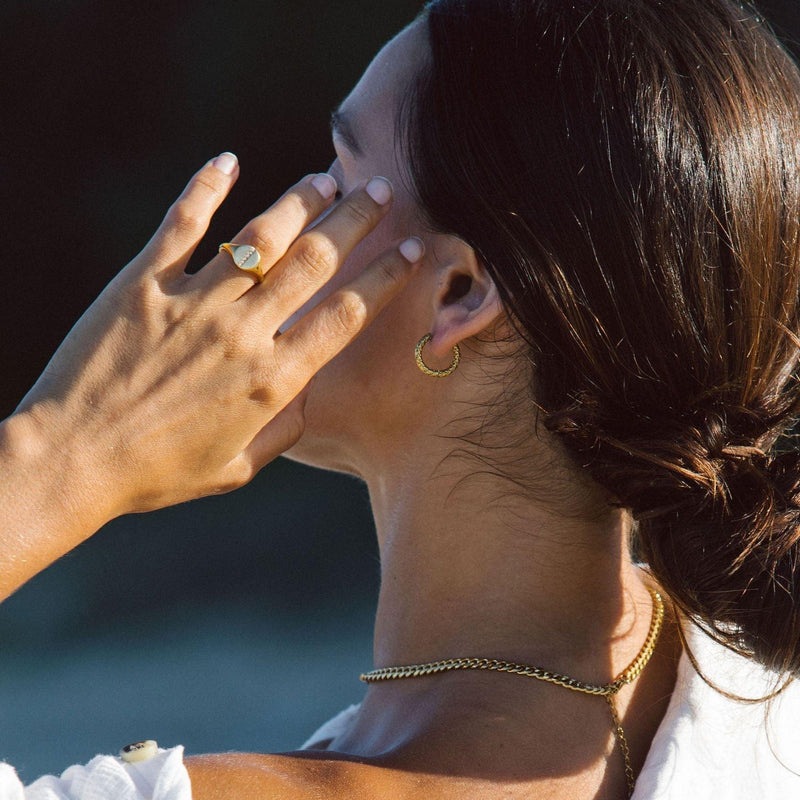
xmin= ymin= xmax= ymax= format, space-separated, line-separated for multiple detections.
xmin=185 ymin=751 xmax=406 ymax=800
xmin=186 ymin=750 xmax=452 ymax=800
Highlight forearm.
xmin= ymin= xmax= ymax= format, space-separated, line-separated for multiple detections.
xmin=0 ymin=411 xmax=114 ymax=602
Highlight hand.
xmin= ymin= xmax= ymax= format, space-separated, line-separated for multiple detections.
xmin=12 ymin=153 xmax=422 ymax=524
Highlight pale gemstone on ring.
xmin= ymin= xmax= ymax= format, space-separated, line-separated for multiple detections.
xmin=232 ymin=245 xmax=260 ymax=270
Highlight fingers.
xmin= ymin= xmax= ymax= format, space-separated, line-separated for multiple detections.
xmin=188 ymin=172 xmax=338 ymax=302
xmin=247 ymin=177 xmax=393 ymax=320
xmin=274 ymin=236 xmax=424 ymax=392
xmin=138 ymin=153 xmax=240 ymax=280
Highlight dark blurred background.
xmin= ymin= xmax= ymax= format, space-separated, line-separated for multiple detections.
xmin=1 ymin=0 xmax=799 ymax=783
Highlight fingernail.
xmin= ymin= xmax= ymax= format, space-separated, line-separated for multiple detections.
xmin=366 ymin=176 xmax=393 ymax=205
xmin=311 ymin=173 xmax=337 ymax=199
xmin=399 ymin=236 xmax=424 ymax=263
xmin=213 ymin=152 xmax=238 ymax=175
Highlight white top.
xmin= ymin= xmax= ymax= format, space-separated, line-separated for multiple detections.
xmin=0 ymin=745 xmax=190 ymax=800
xmin=298 ymin=621 xmax=800 ymax=799
xmin=3 ymin=621 xmax=799 ymax=799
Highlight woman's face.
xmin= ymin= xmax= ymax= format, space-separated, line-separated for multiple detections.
xmin=281 ymin=18 xmax=451 ymax=475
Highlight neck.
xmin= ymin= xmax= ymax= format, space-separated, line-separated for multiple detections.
xmin=312 ymin=430 xmax=680 ymax=782
xmin=367 ymin=452 xmax=653 ymax=677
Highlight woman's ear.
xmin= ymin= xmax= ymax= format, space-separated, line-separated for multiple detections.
xmin=425 ymin=244 xmax=504 ymax=361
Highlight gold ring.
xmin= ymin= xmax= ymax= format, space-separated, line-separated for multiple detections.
xmin=218 ymin=242 xmax=266 ymax=283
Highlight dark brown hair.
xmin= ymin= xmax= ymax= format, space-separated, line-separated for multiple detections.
xmin=401 ymin=0 xmax=800 ymax=677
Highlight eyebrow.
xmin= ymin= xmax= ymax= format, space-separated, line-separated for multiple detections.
xmin=330 ymin=107 xmax=364 ymax=157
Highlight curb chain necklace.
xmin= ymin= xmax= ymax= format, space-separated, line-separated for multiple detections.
xmin=360 ymin=585 xmax=665 ymax=799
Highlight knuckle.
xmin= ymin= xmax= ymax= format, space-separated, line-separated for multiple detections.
xmin=294 ymin=234 xmax=338 ymax=276
xmin=126 ymin=278 xmax=162 ymax=315
xmin=227 ymin=457 xmax=258 ymax=488
xmin=192 ymin=171 xmax=225 ymax=197
xmin=213 ymin=471 xmax=250 ymax=495
xmin=247 ymin=360 xmax=279 ymax=403
xmin=168 ymin=200 xmax=206 ymax=236
xmin=221 ymin=325 xmax=254 ymax=361
xmin=375 ymin=255 xmax=407 ymax=288
xmin=342 ymin=199 xmax=373 ymax=227
xmin=329 ymin=291 xmax=367 ymax=334
xmin=202 ymin=316 xmax=230 ymax=346
xmin=286 ymin=186 xmax=317 ymax=218
xmin=247 ymin=383 xmax=271 ymax=405
xmin=160 ymin=294 xmax=190 ymax=328
xmin=242 ymin=227 xmax=279 ymax=261
xmin=198 ymin=313 xmax=244 ymax=354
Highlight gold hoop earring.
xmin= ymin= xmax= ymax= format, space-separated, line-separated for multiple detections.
xmin=414 ymin=333 xmax=461 ymax=377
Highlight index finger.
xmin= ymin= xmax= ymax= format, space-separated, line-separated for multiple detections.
xmin=138 ymin=153 xmax=240 ymax=277
xmin=273 ymin=236 xmax=424 ymax=390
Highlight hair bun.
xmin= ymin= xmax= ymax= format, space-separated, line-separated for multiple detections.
xmin=637 ymin=437 xmax=800 ymax=675
xmin=546 ymin=399 xmax=800 ymax=673
xmin=545 ymin=402 xmax=776 ymax=520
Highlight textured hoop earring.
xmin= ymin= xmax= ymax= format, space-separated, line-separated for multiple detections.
xmin=414 ymin=333 xmax=461 ymax=377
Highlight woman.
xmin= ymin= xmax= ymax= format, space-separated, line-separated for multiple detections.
xmin=2 ymin=0 xmax=800 ymax=797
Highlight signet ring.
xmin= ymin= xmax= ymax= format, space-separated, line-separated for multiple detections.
xmin=218 ymin=242 xmax=266 ymax=283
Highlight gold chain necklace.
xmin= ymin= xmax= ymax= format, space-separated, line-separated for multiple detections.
xmin=360 ymin=586 xmax=664 ymax=799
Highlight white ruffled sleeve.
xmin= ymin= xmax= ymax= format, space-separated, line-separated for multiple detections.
xmin=0 ymin=745 xmax=190 ymax=800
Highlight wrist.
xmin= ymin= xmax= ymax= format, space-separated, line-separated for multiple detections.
xmin=0 ymin=407 xmax=121 ymax=600
xmin=1 ymin=408 xmax=117 ymax=541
